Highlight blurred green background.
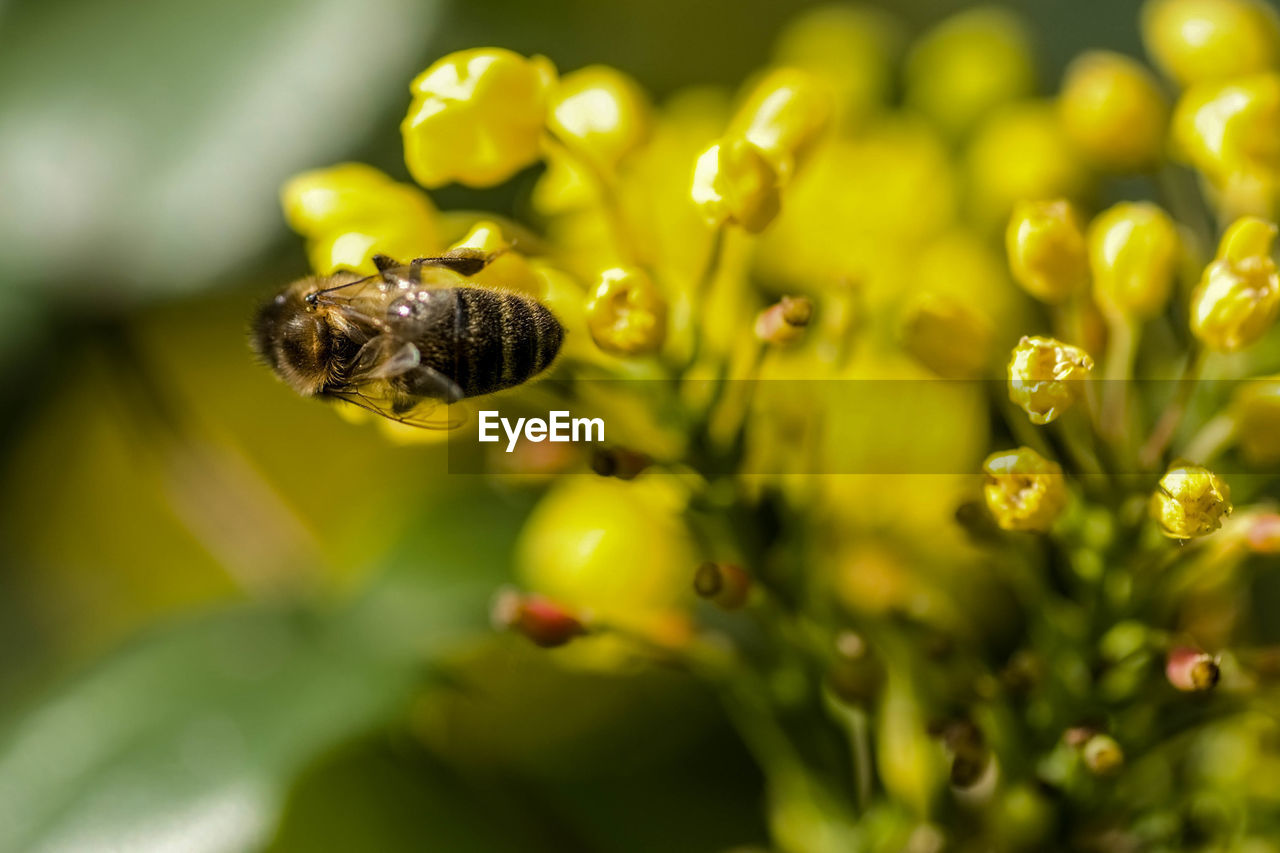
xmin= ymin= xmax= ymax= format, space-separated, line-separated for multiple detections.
xmin=0 ymin=0 xmax=1144 ymax=850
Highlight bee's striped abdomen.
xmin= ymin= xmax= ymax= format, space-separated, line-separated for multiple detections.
xmin=452 ymin=288 xmax=563 ymax=397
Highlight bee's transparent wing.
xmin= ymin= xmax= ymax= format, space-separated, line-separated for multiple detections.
xmin=328 ymin=387 xmax=468 ymax=430
xmin=328 ymin=336 xmax=466 ymax=430
xmin=347 ymin=335 xmax=423 ymax=382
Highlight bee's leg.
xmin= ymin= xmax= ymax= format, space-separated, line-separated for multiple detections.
xmin=372 ymin=254 xmax=402 ymax=280
xmin=414 ymin=246 xmax=506 ymax=277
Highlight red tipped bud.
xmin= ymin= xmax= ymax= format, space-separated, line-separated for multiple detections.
xmin=1247 ymin=513 xmax=1280 ymax=553
xmin=755 ymin=296 xmax=813 ymax=345
xmin=1166 ymin=646 xmax=1221 ymax=692
xmin=693 ymin=562 xmax=753 ymax=610
xmin=491 ymin=589 xmax=586 ymax=648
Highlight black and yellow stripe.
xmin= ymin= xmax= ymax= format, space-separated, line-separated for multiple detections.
xmin=417 ymin=288 xmax=562 ymax=398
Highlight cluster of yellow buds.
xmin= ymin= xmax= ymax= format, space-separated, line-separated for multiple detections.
xmin=692 ymin=68 xmax=832 ymax=233
xmin=262 ymin=2 xmax=1280 ymax=844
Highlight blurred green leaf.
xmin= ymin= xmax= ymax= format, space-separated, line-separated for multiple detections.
xmin=0 ymin=483 xmax=526 ymax=853
xmin=0 ymin=0 xmax=438 ymax=298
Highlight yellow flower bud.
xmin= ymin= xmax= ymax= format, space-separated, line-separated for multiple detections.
xmin=1082 ymin=733 xmax=1124 ymax=776
xmin=983 ymin=447 xmax=1068 ymax=532
xmin=402 ymin=48 xmax=556 ymax=188
xmin=447 ymin=220 xmax=541 ymax=296
xmin=585 ymin=266 xmax=667 ymax=356
xmin=1059 ymin=51 xmax=1169 ymax=172
xmin=1142 ymin=0 xmax=1280 ymax=86
xmin=1151 ymin=462 xmax=1232 ymax=539
xmin=691 ymin=138 xmax=782 ymax=233
xmin=905 ymin=6 xmax=1036 ymax=135
xmin=899 ymin=293 xmax=994 ymax=379
xmin=1233 ymin=376 xmax=1280 ymax=463
xmin=726 ymin=67 xmax=833 ymax=182
xmin=1008 ymin=336 xmax=1095 ymax=425
xmin=516 ymin=477 xmax=695 ymax=638
xmin=1172 ymin=73 xmax=1280 ymax=213
xmin=966 ymin=101 xmax=1092 ymax=228
xmin=1088 ymin=201 xmax=1181 ymax=317
xmin=281 ymin=164 xmax=439 ymax=274
xmin=772 ymin=4 xmax=905 ymax=129
xmin=1191 ymin=216 xmax=1280 ymax=350
xmin=281 ymin=163 xmax=435 ymax=237
xmin=1006 ymin=199 xmax=1090 ymax=302
xmin=546 ymin=65 xmax=651 ymax=171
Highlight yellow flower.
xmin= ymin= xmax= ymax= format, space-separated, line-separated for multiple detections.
xmin=515 ymin=476 xmax=695 ymax=638
xmin=726 ymin=67 xmax=833 ymax=183
xmin=401 ymin=48 xmax=556 ymax=188
xmin=1059 ymin=51 xmax=1169 ymax=172
xmin=1190 ymin=216 xmax=1280 ymax=350
xmin=1233 ymin=376 xmax=1280 ymax=463
xmin=1172 ymin=73 xmax=1280 ymax=215
xmin=1088 ymin=201 xmax=1181 ymax=318
xmin=280 ymin=163 xmax=438 ymax=275
xmin=899 ymin=293 xmax=994 ymax=379
xmin=771 ymin=4 xmax=905 ymax=130
xmin=1006 ymin=199 xmax=1090 ymax=303
xmin=905 ymin=6 xmax=1035 ymax=135
xmin=1142 ymin=0 xmax=1280 ymax=86
xmin=1151 ymin=462 xmax=1232 ymax=538
xmin=1008 ymin=336 xmax=1095 ymax=425
xmin=691 ymin=138 xmax=782 ymax=233
xmin=585 ymin=266 xmax=667 ymax=356
xmin=983 ymin=447 xmax=1068 ymax=532
xmin=966 ymin=101 xmax=1093 ymax=228
xmin=546 ymin=65 xmax=651 ymax=171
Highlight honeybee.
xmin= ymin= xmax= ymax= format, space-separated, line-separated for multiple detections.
xmin=251 ymin=251 xmax=563 ymax=428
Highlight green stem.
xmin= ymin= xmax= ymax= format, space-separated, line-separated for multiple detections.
xmin=1139 ymin=344 xmax=1207 ymax=469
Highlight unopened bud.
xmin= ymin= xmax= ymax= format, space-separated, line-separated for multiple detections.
xmin=1151 ymin=462 xmax=1233 ymax=539
xmin=1088 ymin=201 xmax=1180 ymax=318
xmin=1006 ymin=199 xmax=1090 ymax=303
xmin=590 ymin=446 xmax=652 ymax=480
xmin=1190 ymin=216 xmax=1280 ymax=352
xmin=586 ymin=266 xmax=668 ymax=356
xmin=900 ymin=293 xmax=994 ymax=379
xmin=755 ymin=296 xmax=813 ymax=344
xmin=1081 ymin=733 xmax=1124 ymax=775
xmin=982 ymin=447 xmax=1069 ymax=532
xmin=1008 ymin=335 xmax=1094 ymax=425
xmin=1166 ymin=646 xmax=1221 ymax=691
xmin=693 ymin=561 xmax=752 ymax=610
xmin=691 ymin=138 xmax=782 ymax=233
xmin=827 ymin=631 xmax=885 ymax=705
xmin=491 ymin=589 xmax=586 ymax=648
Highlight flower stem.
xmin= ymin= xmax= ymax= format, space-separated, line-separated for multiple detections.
xmin=1139 ymin=344 xmax=1207 ymax=469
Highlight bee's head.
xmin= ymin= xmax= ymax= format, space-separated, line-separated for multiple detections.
xmin=251 ymin=278 xmax=338 ymax=397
